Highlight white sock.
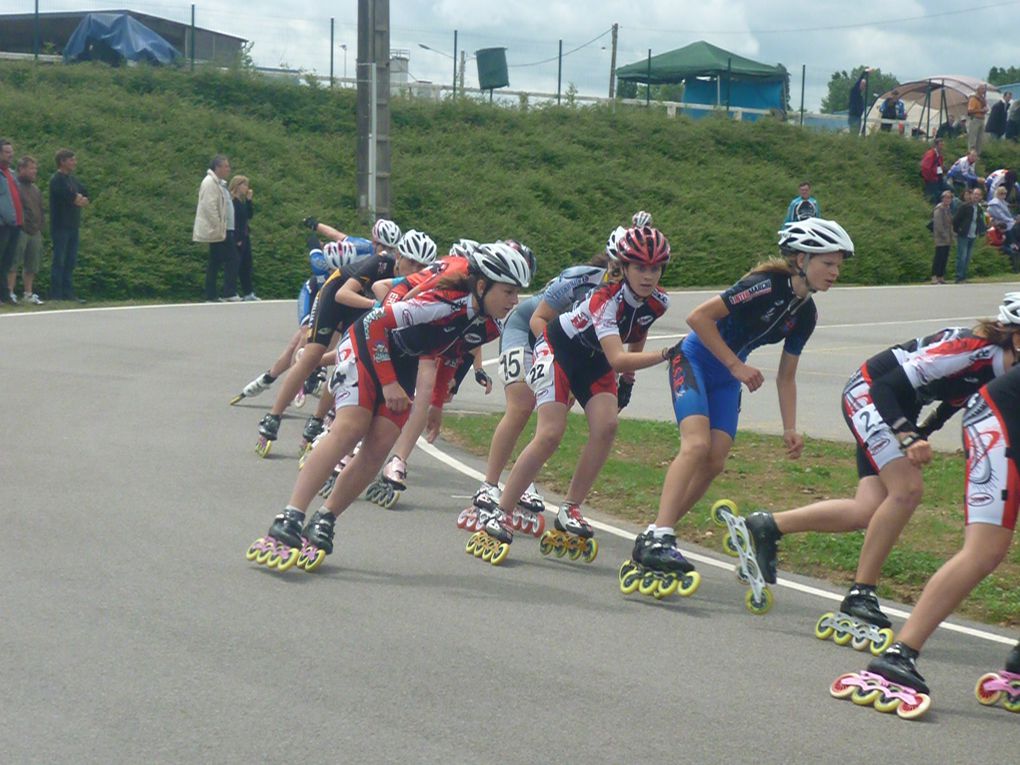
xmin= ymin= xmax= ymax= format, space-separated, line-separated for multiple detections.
xmin=652 ymin=526 xmax=673 ymax=539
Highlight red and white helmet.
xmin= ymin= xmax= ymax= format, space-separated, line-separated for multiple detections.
xmin=371 ymin=218 xmax=401 ymax=247
xmin=323 ymin=240 xmax=360 ymax=271
xmin=617 ymin=226 xmax=670 ymax=267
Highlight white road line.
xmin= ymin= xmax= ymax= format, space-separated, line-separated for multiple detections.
xmin=417 ymin=439 xmax=1014 ymax=647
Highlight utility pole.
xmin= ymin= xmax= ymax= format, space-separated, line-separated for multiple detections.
xmin=356 ymin=0 xmax=391 ymax=221
xmin=459 ymin=50 xmax=466 ymax=94
xmin=557 ymin=40 xmax=562 ymax=104
xmin=452 ymin=30 xmax=458 ymax=97
xmin=330 ymin=18 xmax=335 ymax=88
xmin=608 ymin=23 xmax=618 ymax=99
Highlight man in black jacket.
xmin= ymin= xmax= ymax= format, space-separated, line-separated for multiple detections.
xmin=49 ymin=148 xmax=89 ymax=302
xmin=952 ymin=187 xmax=987 ymax=283
xmin=848 ymin=68 xmax=871 ymax=135
xmin=986 ymin=92 xmax=1012 ymax=140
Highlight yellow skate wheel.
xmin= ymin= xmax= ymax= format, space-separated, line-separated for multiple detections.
xmin=582 ymin=538 xmax=598 ymax=563
xmin=744 ymin=587 xmax=773 ymax=616
xmin=567 ymin=538 xmax=583 ymax=561
xmin=851 ymin=687 xmax=882 ymax=706
xmin=657 ymin=573 xmax=680 ymax=598
xmin=255 ymin=438 xmax=272 ymax=458
xmin=722 ymin=535 xmax=740 ymax=558
xmin=473 ymin=537 xmax=486 ymax=558
xmin=265 ymin=551 xmax=281 ymax=568
xmin=619 ymin=559 xmax=637 ymax=579
xmin=481 ymin=543 xmax=494 ymax=562
xmin=677 ymin=571 xmax=701 ymax=597
xmin=302 ymin=549 xmax=327 ymax=572
xmin=466 ymin=533 xmax=480 ymax=555
xmin=710 ymin=499 xmax=738 ymax=527
xmin=1001 ymin=695 xmax=1020 ymax=713
xmin=255 ymin=544 xmax=273 ymax=565
xmin=870 ymin=628 xmax=895 ymax=656
xmin=638 ymin=572 xmax=660 ymax=597
xmin=895 ymin=693 xmax=931 ymax=720
xmin=245 ymin=538 xmax=264 ymax=561
xmin=620 ymin=568 xmax=642 ymax=595
xmin=277 ymin=547 xmax=300 ymax=572
xmin=490 ymin=543 xmax=510 ymax=566
xmin=539 ymin=531 xmax=554 ymax=556
xmin=829 ymin=673 xmax=859 ymax=700
xmin=553 ymin=534 xmax=568 ymax=558
xmin=814 ymin=613 xmax=836 ymax=640
xmin=833 ymin=629 xmax=854 ymax=647
xmin=975 ymin=673 xmax=1002 ymax=706
xmin=872 ymin=693 xmax=900 ymax=713
xmin=383 ymin=492 xmax=400 ymax=510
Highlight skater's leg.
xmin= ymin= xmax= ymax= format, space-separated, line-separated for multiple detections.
xmin=391 ymin=359 xmax=437 ymax=462
xmin=324 ymin=416 xmax=402 ymax=514
xmin=288 ymin=406 xmax=372 ymax=511
xmin=269 ymin=328 xmax=306 ymax=379
xmin=268 ymin=341 xmax=328 ymax=416
xmin=773 ymin=475 xmax=886 ymax=534
xmin=313 ymin=385 xmax=334 ymax=419
xmin=484 ymin=381 xmax=536 ymax=485
xmin=854 ymin=458 xmax=924 ymax=584
xmin=652 ymin=415 xmax=713 ymax=528
xmin=563 ymin=392 xmax=618 ymax=504
xmin=896 ymin=524 xmax=1013 ymax=650
xmin=675 ymin=428 xmax=733 ymax=513
xmin=498 ymin=401 xmax=568 ymax=512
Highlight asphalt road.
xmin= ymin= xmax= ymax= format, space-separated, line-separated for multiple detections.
xmin=3 ymin=283 xmax=1018 ymax=764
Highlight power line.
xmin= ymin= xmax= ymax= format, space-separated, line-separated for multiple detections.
xmin=509 ymin=27 xmax=613 ymax=68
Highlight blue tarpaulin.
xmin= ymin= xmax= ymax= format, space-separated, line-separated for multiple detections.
xmin=63 ymin=13 xmax=181 ymax=65
xmin=683 ymin=78 xmax=784 ymax=121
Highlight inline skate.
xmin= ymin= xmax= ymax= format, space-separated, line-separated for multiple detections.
xmin=365 ymin=455 xmax=407 ymax=509
xmin=319 ymin=443 xmax=360 ymax=498
xmin=255 ymin=413 xmax=281 ymax=457
xmin=538 ymin=502 xmax=598 ymax=563
xmin=245 ymin=507 xmax=304 ymax=572
xmin=230 ymin=372 xmax=274 ymax=405
xmin=619 ymin=530 xmax=700 ymax=599
xmin=456 ymin=483 xmax=498 ymax=532
xmin=506 ymin=483 xmax=546 ymax=537
xmin=296 ymin=510 xmax=335 ymax=572
xmin=710 ymin=499 xmax=773 ymax=615
xmin=975 ymin=642 xmax=1020 ymax=713
xmin=830 ymin=642 xmax=932 ymax=720
xmin=465 ymin=505 xmax=512 ymax=566
xmin=305 ymin=367 xmax=327 ymax=398
xmin=815 ymin=584 xmax=895 ymax=655
xmin=299 ymin=416 xmax=325 ymax=459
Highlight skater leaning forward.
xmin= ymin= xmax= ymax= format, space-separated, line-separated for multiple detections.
xmin=832 ymin=338 xmax=1020 ymax=719
xmin=247 ymin=243 xmax=531 ymax=571
xmin=748 ymin=292 xmax=1020 ymax=639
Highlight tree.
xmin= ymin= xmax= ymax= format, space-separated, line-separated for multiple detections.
xmin=988 ymin=66 xmax=1020 ymax=86
xmin=820 ymin=66 xmax=899 ymax=114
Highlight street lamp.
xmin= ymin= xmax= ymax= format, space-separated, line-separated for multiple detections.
xmin=340 ymin=44 xmax=348 ymax=82
xmin=418 ymin=32 xmax=459 ymax=96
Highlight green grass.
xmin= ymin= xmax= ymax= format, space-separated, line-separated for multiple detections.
xmin=1 ymin=61 xmax=1018 ymax=301
xmin=442 ymin=412 xmax=1020 ymax=626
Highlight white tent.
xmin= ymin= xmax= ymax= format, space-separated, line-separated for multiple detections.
xmin=865 ymin=75 xmax=1000 ymax=138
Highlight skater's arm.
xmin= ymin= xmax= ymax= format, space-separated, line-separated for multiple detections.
xmin=316 ymin=222 xmax=347 ymax=242
xmin=687 ymin=296 xmax=764 ymax=392
xmin=777 ymin=351 xmax=803 ymax=458
xmin=599 ymin=334 xmax=668 ymax=373
xmin=372 ymin=278 xmax=395 ymax=303
xmin=335 ymin=277 xmax=375 ymax=310
xmin=528 ymin=299 xmax=560 ymax=337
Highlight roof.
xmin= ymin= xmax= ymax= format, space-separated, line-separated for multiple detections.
xmin=865 ymin=75 xmax=1001 ymax=131
xmin=616 ymin=40 xmax=783 ymax=84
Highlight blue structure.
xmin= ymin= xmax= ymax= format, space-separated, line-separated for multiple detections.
xmin=63 ymin=12 xmax=181 ymax=65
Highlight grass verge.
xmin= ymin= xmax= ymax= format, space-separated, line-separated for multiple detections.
xmin=443 ymin=412 xmax=1020 ymax=627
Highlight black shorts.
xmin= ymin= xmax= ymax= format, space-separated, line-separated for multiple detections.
xmin=306 ymin=279 xmax=363 ymax=347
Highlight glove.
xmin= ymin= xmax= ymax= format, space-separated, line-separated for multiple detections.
xmin=475 ymin=368 xmax=492 ymax=388
xmin=661 ymin=341 xmax=683 ymax=362
xmin=302 ymin=216 xmax=319 ymax=231
xmin=617 ymin=378 xmax=634 ymax=410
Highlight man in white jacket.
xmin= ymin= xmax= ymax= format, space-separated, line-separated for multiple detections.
xmin=193 ymin=155 xmax=239 ymax=301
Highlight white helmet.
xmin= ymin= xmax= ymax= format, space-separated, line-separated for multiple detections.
xmin=372 ymin=218 xmax=401 ymax=247
xmin=396 ymin=229 xmax=438 ymax=265
xmin=449 ymin=238 xmax=479 ymax=258
xmin=998 ymin=292 xmax=1020 ymax=325
xmin=778 ymin=218 xmax=855 ymax=258
xmin=632 ymin=210 xmax=653 ymax=228
xmin=470 ymin=242 xmax=531 ymax=288
xmin=605 ymin=226 xmax=628 ymax=261
xmin=323 ymin=240 xmax=359 ymax=271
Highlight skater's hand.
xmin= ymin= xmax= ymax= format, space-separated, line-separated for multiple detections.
xmin=783 ymin=429 xmax=804 ymax=459
xmin=383 ymin=382 xmax=410 ymax=413
xmin=474 ymin=368 xmax=493 ymax=394
xmin=729 ymin=361 xmax=764 ymax=392
xmin=902 ymin=437 xmax=932 ymax=467
xmin=425 ymin=405 xmax=443 ymax=443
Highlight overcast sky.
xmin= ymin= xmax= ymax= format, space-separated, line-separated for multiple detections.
xmin=7 ymin=0 xmax=1020 ymax=108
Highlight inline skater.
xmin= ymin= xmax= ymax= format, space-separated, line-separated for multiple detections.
xmin=832 ymin=354 xmax=1020 ymax=718
xmin=480 ymin=226 xmax=673 ymax=562
xmin=649 ymin=219 xmax=852 ymax=589
xmin=747 ymin=292 xmax=1020 ymax=647
xmin=246 ymin=243 xmax=531 ymax=570
xmin=302 ymin=215 xmax=375 ymax=257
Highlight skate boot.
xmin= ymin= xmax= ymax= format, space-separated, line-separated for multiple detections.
xmin=230 ymin=372 xmax=274 ymax=405
xmin=620 ymin=531 xmax=700 ymax=599
xmin=255 ymin=413 xmax=281 ymax=457
xmin=975 ymin=641 xmax=1020 ymax=713
xmin=321 ymin=442 xmax=361 ymax=496
xmin=830 ymin=642 xmax=932 ymax=720
xmin=365 ymin=455 xmax=407 ymax=509
xmin=539 ymin=502 xmax=598 ymax=563
xmin=816 ymin=584 xmax=895 ymax=655
xmin=508 ymin=483 xmax=546 ymax=537
xmin=296 ymin=510 xmax=335 ymax=572
xmin=465 ymin=506 xmax=512 ymax=566
xmin=745 ymin=511 xmax=781 ymax=585
xmin=710 ymin=499 xmax=773 ymax=614
xmin=304 ymin=367 xmax=327 ymax=398
xmin=299 ymin=416 xmax=325 ymax=458
xmin=457 ymin=482 xmax=499 ymax=531
xmin=245 ymin=507 xmax=305 ymax=571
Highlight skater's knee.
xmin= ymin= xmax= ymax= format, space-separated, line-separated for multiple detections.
xmin=532 ymin=427 xmax=565 ymax=456
xmin=678 ymin=437 xmax=712 ymax=464
xmin=888 ymin=482 xmax=923 ymax=510
xmin=589 ymin=417 xmax=618 ymax=444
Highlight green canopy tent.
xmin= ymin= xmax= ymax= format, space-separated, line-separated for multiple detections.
xmin=616 ymin=40 xmax=786 ymax=116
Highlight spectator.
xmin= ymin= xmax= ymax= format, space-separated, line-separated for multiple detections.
xmin=784 ymin=181 xmax=821 ymax=223
xmin=847 ymin=68 xmax=870 ymax=135
xmin=879 ymin=90 xmax=905 ymax=132
xmin=49 ymin=148 xmax=89 ymax=303
xmin=967 ymin=83 xmax=989 ymax=153
xmin=10 ymin=155 xmax=44 ymax=305
xmin=1006 ymin=98 xmax=1020 ymax=141
xmin=919 ymin=138 xmax=947 ymax=203
xmin=985 ymin=91 xmax=1011 ymax=140
xmin=947 ymin=149 xmax=981 ymax=190
xmin=229 ymin=174 xmax=259 ymax=301
xmin=930 ymin=189 xmax=954 ymax=285
xmin=985 ymin=168 xmax=1017 ymax=204
xmin=0 ymin=138 xmax=23 ymax=304
xmin=952 ymin=186 xmax=986 ymax=283
xmin=193 ymin=154 xmax=240 ymax=302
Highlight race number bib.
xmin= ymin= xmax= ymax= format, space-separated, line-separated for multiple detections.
xmin=498 ymin=347 xmax=527 ymax=385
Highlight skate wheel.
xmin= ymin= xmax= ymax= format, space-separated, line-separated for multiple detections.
xmin=538 ymin=532 xmax=553 ymax=556
xmin=734 ymin=566 xmax=750 ymax=585
xmin=532 ymin=514 xmax=546 ymax=537
xmin=255 ymin=543 xmax=274 ymax=565
xmin=301 ymin=548 xmax=326 ymax=572
xmin=265 ymin=551 xmax=281 ymax=568
xmin=456 ymin=508 xmax=473 ymax=530
xmin=895 ymin=693 xmax=931 ymax=720
xmin=255 ymin=438 xmax=272 ymax=458
xmin=567 ymin=539 xmax=584 ymax=561
xmin=277 ymin=547 xmax=300 ymax=572
xmin=744 ymin=587 xmax=773 ymax=616
xmin=245 ymin=538 xmax=264 ymax=561
xmin=474 ymin=536 xmax=487 ymax=558
xmin=465 ymin=533 xmax=480 ymax=555
xmin=833 ymin=629 xmax=854 ymax=647
xmin=851 ymin=686 xmax=882 ymax=706
xmin=851 ymin=634 xmax=870 ymax=652
xmin=710 ymin=499 xmax=738 ymax=527
xmin=553 ymin=535 xmax=568 ymax=558
xmin=814 ymin=613 xmax=836 ymax=641
xmin=1001 ymin=694 xmax=1020 ymax=713
xmin=638 ymin=572 xmax=660 ymax=597
xmin=829 ymin=673 xmax=860 ymax=700
xmin=620 ymin=568 xmax=642 ymax=595
xmin=618 ymin=559 xmax=637 ymax=579
xmin=872 ymin=693 xmax=901 ymax=713
xmin=382 ymin=491 xmax=400 ymax=510
xmin=582 ymin=538 xmax=598 ymax=563
xmin=657 ymin=573 xmax=680 ymax=598
xmin=293 ymin=391 xmax=306 ymax=408
xmin=721 ymin=534 xmax=740 ymax=558
xmin=870 ymin=628 xmax=895 ymax=656
xmin=490 ymin=543 xmax=510 ymax=566
xmin=481 ymin=542 xmax=494 ymax=562
xmin=229 ymin=394 xmax=244 ymax=406
xmin=975 ymin=673 xmax=1002 ymax=706
xmin=677 ymin=571 xmax=701 ymax=597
